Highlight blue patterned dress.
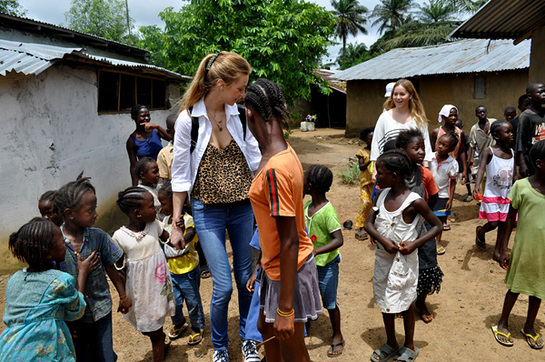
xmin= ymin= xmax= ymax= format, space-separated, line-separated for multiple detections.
xmin=0 ymin=268 xmax=86 ymax=361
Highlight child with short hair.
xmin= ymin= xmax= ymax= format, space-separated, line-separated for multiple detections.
xmin=136 ymin=156 xmax=161 ymax=209
xmin=396 ymin=128 xmax=443 ymax=323
xmin=491 ymin=139 xmax=545 ymax=349
xmin=56 ymin=176 xmax=131 ymax=361
xmin=0 ymin=218 xmax=87 ymax=361
xmin=430 ymin=132 xmax=459 ymax=254
xmin=38 ymin=190 xmax=63 ymax=227
xmin=474 ymin=121 xmax=515 ymax=249
xmin=355 ymin=127 xmax=374 ymax=240
xmin=455 ymin=118 xmax=473 ymax=201
xmin=303 ymin=164 xmax=345 ymax=358
xmin=157 ymin=181 xmax=205 ymax=345
xmin=469 ymin=105 xmax=496 ymax=185
xmin=113 ymin=187 xmax=175 ymax=362
xmin=365 ymin=150 xmax=442 ymax=362
xmin=157 ymin=114 xmax=177 ymax=184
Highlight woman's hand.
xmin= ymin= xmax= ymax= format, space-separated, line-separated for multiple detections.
xmin=170 ymin=226 xmax=186 ymax=250
xmin=273 ymin=312 xmax=295 ymax=340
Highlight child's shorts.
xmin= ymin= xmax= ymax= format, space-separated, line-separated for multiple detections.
xmin=433 ymin=197 xmax=452 ymax=217
xmin=317 ymin=255 xmax=340 ymax=310
xmin=259 ymin=253 xmax=322 ymax=323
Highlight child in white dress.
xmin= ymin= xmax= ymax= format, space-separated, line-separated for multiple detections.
xmin=365 ymin=150 xmax=442 ymax=362
xmin=113 ymin=187 xmax=175 ymax=362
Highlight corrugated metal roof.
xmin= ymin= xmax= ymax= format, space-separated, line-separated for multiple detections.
xmin=333 ymin=38 xmax=530 ymax=81
xmin=0 ymin=39 xmax=190 ymax=80
xmin=451 ymin=0 xmax=545 ymax=41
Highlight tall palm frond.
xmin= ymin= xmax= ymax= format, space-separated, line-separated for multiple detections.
xmin=371 ymin=0 xmax=414 ymax=36
xmin=331 ymin=0 xmax=369 ymax=55
xmin=418 ymin=0 xmax=457 ymax=23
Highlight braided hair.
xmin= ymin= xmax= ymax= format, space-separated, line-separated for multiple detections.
xmin=135 ymin=157 xmax=156 ymax=180
xmin=159 ymin=180 xmax=173 ymax=198
xmin=306 ymin=165 xmax=333 ymax=195
xmin=490 ymin=120 xmax=510 ymax=140
xmin=56 ymin=173 xmax=95 ymax=217
xmin=438 ymin=131 xmax=459 ymax=151
xmin=39 ymin=190 xmax=57 ymax=202
xmin=377 ymin=149 xmax=412 ymax=178
xmin=244 ymin=78 xmax=288 ymax=123
xmin=117 ymin=187 xmax=148 ymax=215
xmin=9 ymin=217 xmax=57 ymax=269
xmin=395 ymin=128 xmax=424 ymax=150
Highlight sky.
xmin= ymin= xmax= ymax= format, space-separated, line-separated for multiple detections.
xmin=16 ymin=0 xmax=384 ymax=65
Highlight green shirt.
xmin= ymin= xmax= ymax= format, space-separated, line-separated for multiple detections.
xmin=304 ymin=200 xmax=341 ymax=267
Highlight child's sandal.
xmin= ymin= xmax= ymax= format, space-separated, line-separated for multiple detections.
xmin=188 ymin=329 xmax=204 ymax=345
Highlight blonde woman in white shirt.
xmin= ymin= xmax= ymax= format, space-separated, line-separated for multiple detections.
xmin=170 ymin=52 xmax=262 ymax=362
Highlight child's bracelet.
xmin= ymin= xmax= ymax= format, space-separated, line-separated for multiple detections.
xmin=276 ymin=307 xmax=294 ymax=317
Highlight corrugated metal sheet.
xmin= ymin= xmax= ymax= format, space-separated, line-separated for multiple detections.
xmin=333 ymin=38 xmax=530 ymax=81
xmin=0 ymin=39 xmax=189 ymax=80
xmin=451 ymin=0 xmax=545 ymax=41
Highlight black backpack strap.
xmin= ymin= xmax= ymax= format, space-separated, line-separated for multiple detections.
xmin=237 ymin=104 xmax=247 ymax=140
xmin=189 ymin=107 xmax=199 ymax=154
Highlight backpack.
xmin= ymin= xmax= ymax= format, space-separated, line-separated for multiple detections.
xmin=189 ymin=104 xmax=247 ymax=153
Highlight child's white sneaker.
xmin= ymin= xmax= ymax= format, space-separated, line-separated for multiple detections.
xmin=213 ymin=350 xmax=229 ymax=362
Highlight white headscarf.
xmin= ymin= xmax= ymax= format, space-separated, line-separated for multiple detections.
xmin=438 ymin=104 xmax=458 ymax=123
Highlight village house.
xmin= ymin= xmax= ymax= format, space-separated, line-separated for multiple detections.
xmin=0 ymin=13 xmax=188 ymax=270
xmin=333 ymin=38 xmax=530 ymax=136
xmin=451 ymin=0 xmax=545 ymax=83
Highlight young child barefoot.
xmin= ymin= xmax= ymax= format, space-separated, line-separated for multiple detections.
xmin=492 ymin=140 xmax=545 ymax=349
xmin=365 ymin=150 xmax=442 ymax=362
xmin=474 ymin=121 xmax=516 ymax=249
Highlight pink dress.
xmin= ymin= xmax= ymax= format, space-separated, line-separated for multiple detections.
xmin=479 ymin=147 xmax=514 ymax=222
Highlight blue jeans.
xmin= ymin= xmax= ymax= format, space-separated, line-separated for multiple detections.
xmin=191 ymin=198 xmax=254 ymax=351
xmin=171 ymin=266 xmax=205 ymax=330
xmin=317 ymin=255 xmax=340 ymax=310
xmin=244 ymin=268 xmax=263 ymax=343
xmin=70 ymin=312 xmax=116 ymax=362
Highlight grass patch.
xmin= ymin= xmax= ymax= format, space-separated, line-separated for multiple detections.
xmin=337 ymin=159 xmax=359 ymax=185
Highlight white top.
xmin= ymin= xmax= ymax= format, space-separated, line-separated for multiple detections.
xmin=370 ymin=111 xmax=433 ymax=162
xmin=373 ymin=188 xmax=422 ymax=314
xmin=430 ymin=153 xmax=459 ymax=198
xmin=112 ymin=220 xmax=164 ymax=261
xmin=171 ymin=97 xmax=262 ymax=193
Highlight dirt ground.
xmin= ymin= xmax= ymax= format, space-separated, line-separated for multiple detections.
xmin=0 ymin=128 xmax=543 ymax=361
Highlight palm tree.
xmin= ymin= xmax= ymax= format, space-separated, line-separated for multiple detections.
xmin=418 ymin=0 xmax=457 ymax=23
xmin=331 ymin=0 xmax=368 ymax=56
xmin=371 ymin=0 xmax=414 ymax=36
xmin=337 ymin=42 xmax=371 ymax=69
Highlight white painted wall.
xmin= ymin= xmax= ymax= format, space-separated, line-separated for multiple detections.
xmin=0 ymin=64 xmax=180 ymax=271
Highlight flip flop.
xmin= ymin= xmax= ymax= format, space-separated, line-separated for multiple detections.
xmin=327 ymin=340 xmax=345 ymax=358
xmin=436 ymin=246 xmax=446 ymax=255
xmin=475 ymin=226 xmax=486 ymax=249
xmin=201 ymin=267 xmax=211 ymax=279
xmin=520 ymin=329 xmax=544 ymax=350
xmin=355 ymin=230 xmax=369 ymax=240
xmin=188 ymin=329 xmax=204 ymax=345
xmin=371 ymin=343 xmax=398 ymax=362
xmin=393 ymin=346 xmax=419 ymax=362
xmin=443 ymin=224 xmax=451 ymax=231
xmin=491 ymin=325 xmax=514 ymax=347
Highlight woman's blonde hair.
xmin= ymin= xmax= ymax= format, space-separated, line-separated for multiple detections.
xmin=383 ymin=79 xmax=427 ymax=128
xmin=179 ymin=51 xmax=251 ymax=114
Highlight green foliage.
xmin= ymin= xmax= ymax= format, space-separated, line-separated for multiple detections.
xmin=330 ymin=0 xmax=368 ymax=56
xmin=137 ymin=0 xmax=336 ymax=103
xmin=371 ymin=0 xmax=414 ymax=36
xmin=0 ymin=0 xmax=25 ymax=16
xmin=64 ymin=0 xmax=134 ymax=43
xmin=337 ymin=42 xmax=371 ymax=69
xmin=337 ymin=159 xmax=360 ymax=185
xmin=418 ymin=0 xmax=457 ymax=23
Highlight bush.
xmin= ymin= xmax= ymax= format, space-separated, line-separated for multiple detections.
xmin=337 ymin=159 xmax=359 ymax=185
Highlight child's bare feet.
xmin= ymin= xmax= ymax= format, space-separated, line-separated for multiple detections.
xmin=416 ymin=299 xmax=433 ymax=323
xmin=475 ymin=226 xmax=486 ymax=249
